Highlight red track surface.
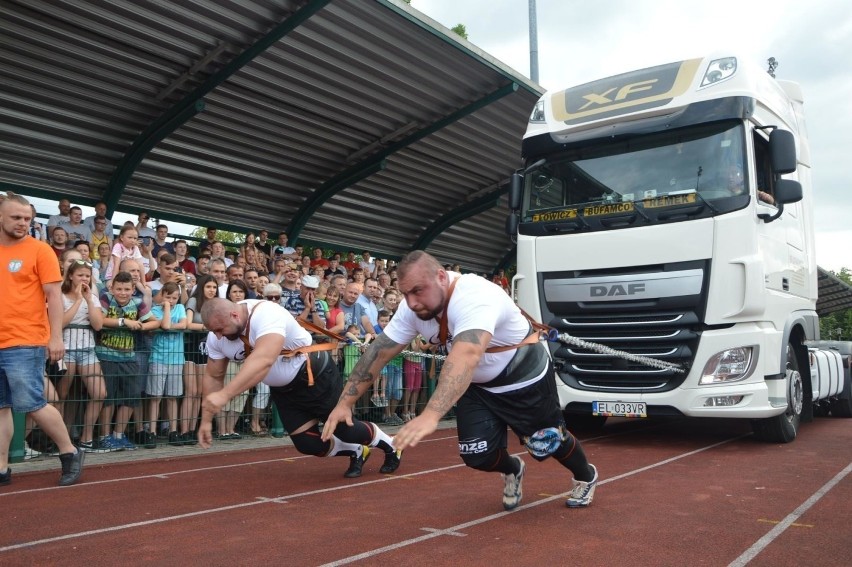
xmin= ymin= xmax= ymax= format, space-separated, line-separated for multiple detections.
xmin=2 ymin=417 xmax=851 ymax=566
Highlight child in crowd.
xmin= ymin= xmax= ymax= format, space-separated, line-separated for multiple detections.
xmin=343 ymin=324 xmax=375 ymax=388
xmin=376 ymin=310 xmax=404 ymax=425
xmin=59 ymin=259 xmax=107 ymax=452
xmin=147 ymin=282 xmax=187 ymax=447
xmin=402 ymin=334 xmax=429 ymax=422
xmin=95 ymin=271 xmax=159 ymax=451
xmin=95 ymin=242 xmax=111 ymax=287
xmin=105 ymin=225 xmax=143 ymax=281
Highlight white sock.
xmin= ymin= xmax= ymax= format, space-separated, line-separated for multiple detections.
xmin=325 ymin=436 xmax=362 ymax=457
xmin=369 ymin=424 xmax=396 ymax=452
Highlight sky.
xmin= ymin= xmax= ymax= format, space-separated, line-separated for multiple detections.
xmin=22 ymin=0 xmax=851 ymax=271
xmin=411 ymin=0 xmax=852 ymax=272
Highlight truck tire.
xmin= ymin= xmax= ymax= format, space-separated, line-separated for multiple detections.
xmin=829 ymin=365 xmax=852 ymax=418
xmin=751 ymin=342 xmax=803 ymax=443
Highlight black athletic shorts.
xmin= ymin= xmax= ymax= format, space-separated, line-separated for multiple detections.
xmin=268 ymin=351 xmax=342 ymax=433
xmin=456 ymin=359 xmax=562 ymax=452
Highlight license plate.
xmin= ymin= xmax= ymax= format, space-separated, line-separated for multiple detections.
xmin=592 ymin=401 xmax=647 ymax=418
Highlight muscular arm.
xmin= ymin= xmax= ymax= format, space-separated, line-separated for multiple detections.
xmin=219 ymin=333 xmax=284 ymax=401
xmin=339 ymin=333 xmax=405 ymax=405
xmin=423 ymin=329 xmax=490 ymax=418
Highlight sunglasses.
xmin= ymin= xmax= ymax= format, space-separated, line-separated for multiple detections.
xmin=265 ymin=295 xmax=281 ymax=301
xmin=72 ymin=260 xmax=93 ymax=267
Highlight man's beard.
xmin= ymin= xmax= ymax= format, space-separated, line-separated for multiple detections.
xmin=414 ymin=305 xmax=442 ymax=321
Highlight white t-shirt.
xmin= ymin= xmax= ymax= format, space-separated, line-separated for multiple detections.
xmin=205 ymin=299 xmax=312 ymax=387
xmin=383 ymin=273 xmax=534 ymax=385
xmin=62 ymin=292 xmax=100 ymax=350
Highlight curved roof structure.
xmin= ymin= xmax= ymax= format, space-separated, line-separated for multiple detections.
xmin=0 ymin=0 xmax=541 ymax=274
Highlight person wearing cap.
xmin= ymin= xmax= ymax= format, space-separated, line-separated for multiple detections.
xmin=285 ymin=275 xmax=326 ymax=329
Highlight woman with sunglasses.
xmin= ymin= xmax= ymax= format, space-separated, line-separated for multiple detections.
xmin=59 ymin=259 xmax=107 ymax=452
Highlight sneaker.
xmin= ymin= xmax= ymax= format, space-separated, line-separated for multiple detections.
xmin=180 ymin=432 xmax=198 ymax=446
xmin=502 ymin=457 xmax=526 ymax=510
xmin=0 ymin=468 xmax=10 ymax=486
xmin=566 ymin=464 xmax=598 ymax=508
xmin=371 ymin=394 xmax=381 ymax=407
xmin=24 ymin=443 xmax=42 ymax=460
xmin=78 ymin=439 xmax=109 ymax=454
xmin=168 ymin=431 xmax=183 ymax=446
xmin=343 ymin=446 xmax=370 ymax=478
xmin=58 ymin=449 xmax=85 ymax=486
xmin=136 ymin=431 xmax=156 ymax=449
xmin=384 ymin=414 xmax=404 ymax=426
xmin=117 ymin=435 xmax=137 ymax=451
xmin=98 ymin=435 xmax=124 ymax=452
xmin=379 ymin=449 xmax=403 ymax=474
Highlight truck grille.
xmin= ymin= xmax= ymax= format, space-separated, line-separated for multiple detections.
xmin=551 ymin=310 xmax=699 ymax=391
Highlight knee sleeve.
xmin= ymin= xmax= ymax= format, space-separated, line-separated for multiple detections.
xmin=290 ymin=429 xmax=331 ymax=457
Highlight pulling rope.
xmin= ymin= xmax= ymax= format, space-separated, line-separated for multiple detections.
xmin=396 ymin=332 xmax=685 ymax=374
xmin=553 ymin=331 xmax=685 ymax=373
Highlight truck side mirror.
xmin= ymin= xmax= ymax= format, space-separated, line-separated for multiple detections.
xmin=508 ymin=172 xmax=523 ymax=211
xmin=505 ymin=212 xmax=519 ymax=237
xmin=775 ymin=178 xmax=802 ymax=204
xmin=769 ymin=129 xmax=797 ymax=174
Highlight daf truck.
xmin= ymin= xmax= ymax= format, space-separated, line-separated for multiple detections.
xmin=505 ymin=54 xmax=852 ymax=442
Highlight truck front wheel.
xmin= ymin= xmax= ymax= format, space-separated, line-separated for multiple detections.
xmin=751 ymin=343 xmax=803 ymax=443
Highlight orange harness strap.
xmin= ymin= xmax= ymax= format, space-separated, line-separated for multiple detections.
xmin=239 ymin=303 xmax=344 ymax=387
xmin=437 ymin=277 xmax=547 ymax=353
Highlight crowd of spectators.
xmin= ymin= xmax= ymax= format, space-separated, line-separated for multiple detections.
xmin=26 ymin=199 xmax=510 ymax=458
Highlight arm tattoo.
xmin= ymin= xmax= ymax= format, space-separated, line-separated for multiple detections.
xmin=341 ymin=333 xmax=402 ymax=399
xmin=423 ymin=329 xmax=487 ymax=415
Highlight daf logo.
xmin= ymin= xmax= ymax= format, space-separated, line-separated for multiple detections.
xmin=590 ymin=283 xmax=646 ymax=297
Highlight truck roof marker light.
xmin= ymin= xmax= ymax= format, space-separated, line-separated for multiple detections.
xmin=530 ymin=99 xmax=546 ymax=123
xmin=700 ymin=57 xmax=737 ymax=88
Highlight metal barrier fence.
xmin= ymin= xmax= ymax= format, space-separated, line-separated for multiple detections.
xmin=11 ymin=327 xmax=442 ymax=462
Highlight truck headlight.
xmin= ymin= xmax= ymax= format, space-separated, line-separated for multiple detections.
xmin=700 ymin=57 xmax=737 ymax=88
xmin=699 ymin=346 xmax=756 ymax=384
xmin=529 ymin=100 xmax=545 ymax=123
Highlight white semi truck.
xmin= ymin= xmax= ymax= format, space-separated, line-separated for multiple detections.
xmin=505 ymin=54 xmax=852 ymax=442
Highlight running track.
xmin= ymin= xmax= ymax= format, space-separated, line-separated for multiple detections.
xmin=2 ymin=416 xmax=851 ymax=566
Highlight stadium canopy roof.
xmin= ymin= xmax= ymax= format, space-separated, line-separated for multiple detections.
xmin=0 ymin=0 xmax=542 ymax=274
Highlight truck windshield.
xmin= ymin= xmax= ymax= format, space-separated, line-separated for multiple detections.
xmin=521 ymin=121 xmax=747 ymax=229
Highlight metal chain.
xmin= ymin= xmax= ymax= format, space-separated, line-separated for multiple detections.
xmin=555 ymin=332 xmax=685 ymax=373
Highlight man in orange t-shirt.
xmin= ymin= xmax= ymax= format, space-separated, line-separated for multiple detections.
xmin=0 ymin=192 xmax=85 ymax=487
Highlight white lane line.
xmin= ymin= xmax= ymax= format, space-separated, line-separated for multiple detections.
xmin=0 ymin=434 xmax=462 ymax=498
xmin=0 ymin=428 xmax=706 ymax=554
xmin=317 ymin=435 xmax=748 ymax=567
xmin=728 ymin=460 xmax=852 ymax=567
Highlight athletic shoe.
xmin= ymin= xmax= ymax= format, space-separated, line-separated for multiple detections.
xmin=0 ymin=468 xmax=10 ymax=486
xmin=136 ymin=431 xmax=156 ymax=449
xmin=58 ymin=449 xmax=85 ymax=486
xmin=98 ymin=435 xmax=124 ymax=452
xmin=384 ymin=414 xmax=404 ymax=426
xmin=379 ymin=449 xmax=402 ymax=474
xmin=344 ymin=446 xmax=370 ymax=478
xmin=502 ymin=456 xmax=526 ymax=510
xmin=24 ymin=443 xmax=42 ymax=460
xmin=78 ymin=439 xmax=109 ymax=454
xmin=566 ymin=464 xmax=598 ymax=508
xmin=180 ymin=432 xmax=198 ymax=446
xmin=117 ymin=435 xmax=137 ymax=451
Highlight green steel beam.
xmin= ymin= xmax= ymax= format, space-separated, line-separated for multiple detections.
xmin=288 ymin=159 xmax=388 ymax=240
xmin=412 ymin=185 xmax=508 ymax=250
xmin=103 ymin=0 xmax=332 ymax=216
xmin=289 ymin=82 xmax=518 ymax=241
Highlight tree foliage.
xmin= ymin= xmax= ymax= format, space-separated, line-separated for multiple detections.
xmin=819 ymin=267 xmax=852 ymax=341
xmin=188 ymin=226 xmax=244 ymax=250
xmin=451 ymin=23 xmax=468 ymax=40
